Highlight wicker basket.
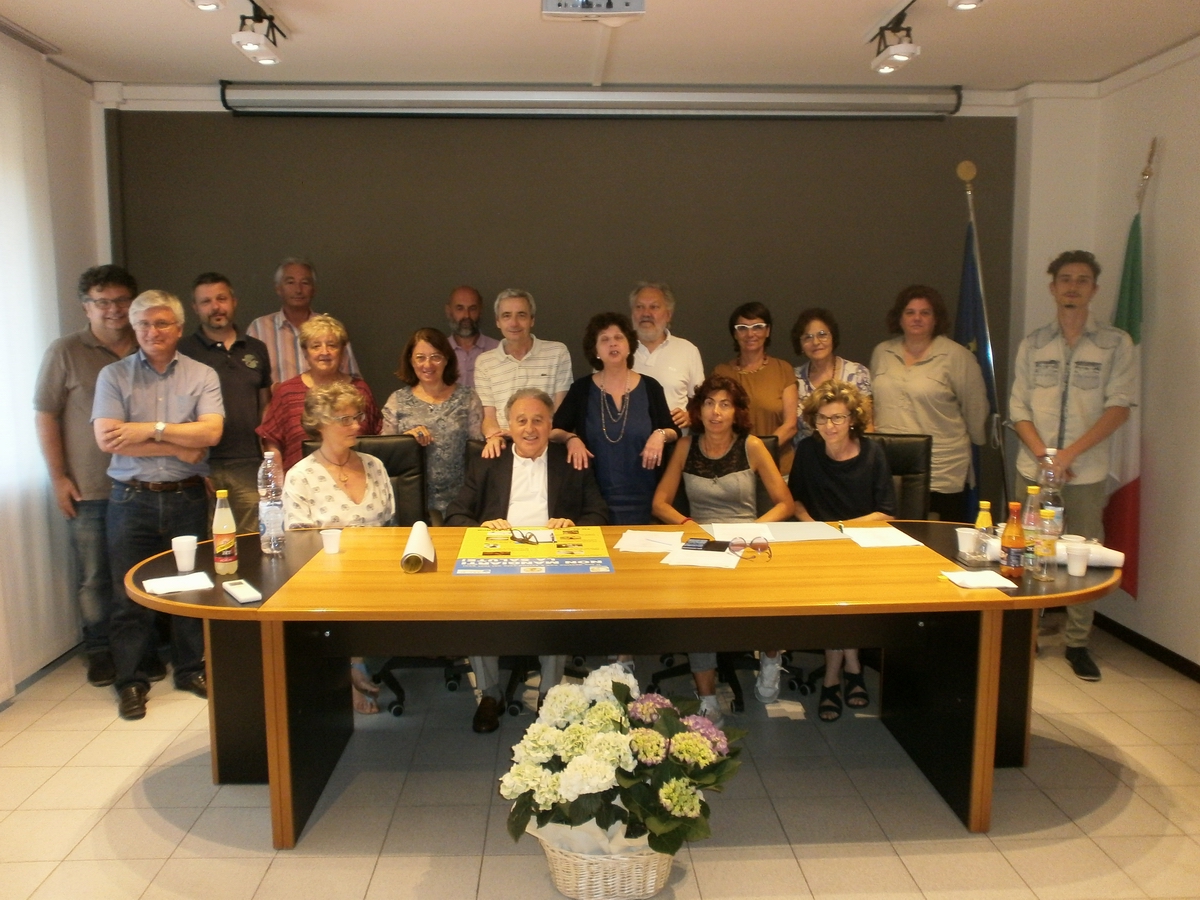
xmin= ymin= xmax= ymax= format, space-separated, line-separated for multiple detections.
xmin=539 ymin=840 xmax=673 ymax=900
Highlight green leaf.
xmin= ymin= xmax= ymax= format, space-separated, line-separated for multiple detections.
xmin=681 ymin=814 xmax=712 ymax=842
xmin=611 ymin=681 xmax=631 ymax=704
xmin=721 ymin=727 xmax=749 ymax=743
xmin=615 ymin=770 xmax=640 ymax=789
xmin=624 ymin=819 xmax=649 ymax=840
xmin=644 ymin=814 xmax=682 ymax=835
xmin=568 ymin=793 xmax=603 ymax=826
xmin=649 ymin=828 xmax=685 ymax=856
xmin=506 ymin=793 xmax=534 ymax=842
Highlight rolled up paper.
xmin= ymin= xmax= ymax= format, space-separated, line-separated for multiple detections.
xmin=982 ymin=536 xmax=1123 ymax=568
xmin=401 ymin=520 xmax=436 ymax=574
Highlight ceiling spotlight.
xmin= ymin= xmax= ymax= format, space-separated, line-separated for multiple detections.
xmin=868 ymin=1 xmax=920 ymax=75
xmin=948 ymin=0 xmax=986 ymax=8
xmin=232 ymin=2 xmax=286 ymax=65
xmin=185 ymin=0 xmax=225 ymax=10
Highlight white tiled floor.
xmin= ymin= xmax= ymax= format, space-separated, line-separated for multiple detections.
xmin=3 ymin=616 xmax=1200 ymax=900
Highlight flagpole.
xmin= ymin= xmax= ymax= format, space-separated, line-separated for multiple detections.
xmin=955 ymin=160 xmax=1009 ymax=508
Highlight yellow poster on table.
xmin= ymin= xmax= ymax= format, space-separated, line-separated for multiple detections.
xmin=453 ymin=526 xmax=614 ymax=575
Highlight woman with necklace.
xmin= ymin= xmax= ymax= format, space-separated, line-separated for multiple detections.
xmin=381 ymin=328 xmax=483 ymax=518
xmin=869 ymin=285 xmax=988 ymax=522
xmin=552 ymin=312 xmax=679 ymax=525
xmin=790 ymin=308 xmax=872 ymax=443
xmin=257 ymin=315 xmax=381 ymax=472
xmin=652 ymin=375 xmax=794 ymax=723
xmin=283 ymin=382 xmax=396 ymax=714
xmin=712 ymin=302 xmax=799 ymax=475
xmin=789 ymin=379 xmax=896 ymax=722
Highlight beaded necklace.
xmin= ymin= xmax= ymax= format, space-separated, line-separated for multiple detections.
xmin=598 ymin=372 xmax=633 ymax=444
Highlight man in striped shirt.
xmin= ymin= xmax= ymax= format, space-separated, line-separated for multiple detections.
xmin=475 ymin=289 xmax=573 ymax=458
xmin=246 ymin=257 xmax=359 ymax=385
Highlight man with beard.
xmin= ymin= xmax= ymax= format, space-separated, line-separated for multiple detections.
xmin=179 ymin=273 xmax=272 ymax=533
xmin=445 ymin=285 xmax=497 ymax=388
xmin=629 ymin=282 xmax=705 ymax=431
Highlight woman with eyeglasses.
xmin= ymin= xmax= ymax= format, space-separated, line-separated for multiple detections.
xmin=790 ymin=308 xmax=872 ymax=443
xmin=284 ymin=382 xmax=396 ymax=714
xmin=870 ymin=285 xmax=988 ymax=523
xmin=381 ymin=328 xmax=483 ymax=517
xmin=789 ymin=379 xmax=897 ymax=722
xmin=712 ymin=302 xmax=799 ymax=475
xmin=652 ymin=375 xmax=794 ymax=721
xmin=257 ymin=314 xmax=381 ymax=472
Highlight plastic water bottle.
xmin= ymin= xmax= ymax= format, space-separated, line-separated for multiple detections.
xmin=1039 ymin=448 xmax=1065 ymax=534
xmin=1032 ymin=508 xmax=1061 ymax=582
xmin=257 ymin=451 xmax=286 ymax=556
xmin=1020 ymin=484 xmax=1041 ymax=566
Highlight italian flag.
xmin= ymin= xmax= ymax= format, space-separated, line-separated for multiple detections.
xmin=1103 ymin=213 xmax=1142 ymax=597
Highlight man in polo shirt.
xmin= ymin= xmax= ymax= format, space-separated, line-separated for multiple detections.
xmin=93 ymin=290 xmax=224 ymax=720
xmin=246 ymin=257 xmax=360 ymax=384
xmin=445 ymin=285 xmax=498 ymax=389
xmin=474 ymin=288 xmax=573 ymax=458
xmin=34 ymin=265 xmax=139 ymax=687
xmin=1010 ymin=250 xmax=1135 ymax=683
xmin=629 ymin=282 xmax=705 ymax=431
xmin=179 ymin=272 xmax=272 ymax=533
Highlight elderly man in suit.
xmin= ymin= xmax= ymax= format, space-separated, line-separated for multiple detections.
xmin=445 ymin=387 xmax=609 ymax=732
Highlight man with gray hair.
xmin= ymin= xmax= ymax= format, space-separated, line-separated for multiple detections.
xmin=93 ymin=290 xmax=224 ymax=719
xmin=444 ymin=388 xmax=608 ymax=732
xmin=246 ymin=257 xmax=360 ymax=384
xmin=629 ymin=281 xmax=705 ymax=430
xmin=474 ymin=289 xmax=573 ymax=457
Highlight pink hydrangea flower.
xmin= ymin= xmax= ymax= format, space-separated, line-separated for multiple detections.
xmin=680 ymin=714 xmax=730 ymax=756
xmin=628 ymin=693 xmax=675 ymax=725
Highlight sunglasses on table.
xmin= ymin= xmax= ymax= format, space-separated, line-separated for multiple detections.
xmin=728 ymin=536 xmax=772 ymax=560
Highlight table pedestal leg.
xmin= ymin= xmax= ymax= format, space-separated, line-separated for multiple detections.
xmin=204 ymin=619 xmax=268 ymax=784
xmin=996 ymin=609 xmax=1037 ymax=768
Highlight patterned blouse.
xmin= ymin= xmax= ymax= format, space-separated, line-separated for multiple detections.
xmin=282 ymin=451 xmax=395 ymax=528
xmin=381 ymin=384 xmax=484 ymax=515
xmin=256 ymin=375 xmax=382 ymax=472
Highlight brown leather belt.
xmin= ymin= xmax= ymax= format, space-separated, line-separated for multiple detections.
xmin=120 ymin=476 xmax=204 ymax=493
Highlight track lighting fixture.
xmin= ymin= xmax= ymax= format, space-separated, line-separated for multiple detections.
xmin=869 ymin=1 xmax=920 ymax=74
xmin=948 ymin=0 xmax=986 ymax=8
xmin=232 ymin=1 xmax=286 ymax=65
xmin=184 ymin=0 xmax=225 ymax=10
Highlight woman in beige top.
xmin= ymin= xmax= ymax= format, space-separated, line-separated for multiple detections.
xmin=712 ymin=302 xmax=799 ymax=475
xmin=870 ymin=285 xmax=988 ymax=523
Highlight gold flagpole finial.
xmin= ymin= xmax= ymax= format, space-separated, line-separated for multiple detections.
xmin=1137 ymin=138 xmax=1157 ymax=212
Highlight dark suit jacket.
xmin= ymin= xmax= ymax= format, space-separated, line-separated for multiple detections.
xmin=444 ymin=442 xmax=610 ymax=527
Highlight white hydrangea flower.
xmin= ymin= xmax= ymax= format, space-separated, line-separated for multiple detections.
xmin=558 ymin=755 xmax=618 ymax=802
xmin=499 ymin=760 xmax=549 ymax=800
xmin=538 ymin=683 xmax=591 ymax=728
xmin=582 ymin=663 xmax=641 ymax=702
xmin=586 ymin=730 xmax=637 ymax=773
xmin=557 ymin=722 xmax=598 ymax=763
xmin=532 ymin=771 xmax=562 ymax=809
xmin=512 ymin=722 xmax=562 ymax=765
xmin=582 ymin=699 xmax=628 ymax=733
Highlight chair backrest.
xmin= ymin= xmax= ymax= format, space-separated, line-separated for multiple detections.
xmin=862 ymin=432 xmax=933 ymax=520
xmin=661 ymin=433 xmax=782 ymax=521
xmin=302 ymin=434 xmax=428 ymax=526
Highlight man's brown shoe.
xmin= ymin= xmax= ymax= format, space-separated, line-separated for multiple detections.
xmin=472 ymin=695 xmax=501 ymax=733
xmin=117 ymin=684 xmax=147 ymax=720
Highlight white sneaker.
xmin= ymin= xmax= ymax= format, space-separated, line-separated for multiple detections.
xmin=755 ymin=654 xmax=781 ymax=703
xmin=698 ymin=694 xmax=725 ymax=729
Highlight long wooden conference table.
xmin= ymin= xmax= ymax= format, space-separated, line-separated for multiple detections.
xmin=127 ymin=522 xmax=1120 ymax=849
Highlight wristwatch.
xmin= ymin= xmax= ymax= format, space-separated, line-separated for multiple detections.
xmin=154 ymin=421 xmax=166 ymax=442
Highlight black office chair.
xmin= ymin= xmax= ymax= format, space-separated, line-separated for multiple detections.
xmin=302 ymin=433 xmax=470 ymax=715
xmin=647 ymin=434 xmax=784 ymax=711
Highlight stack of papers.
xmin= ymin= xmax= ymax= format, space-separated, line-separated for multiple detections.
xmin=660 ymin=549 xmax=739 ymax=569
xmin=703 ymin=522 xmax=844 ymax=543
xmin=614 ymin=531 xmax=684 ymax=553
xmin=842 ymin=527 xmax=924 ymax=548
xmin=142 ymin=572 xmax=214 ymax=594
xmin=941 ymin=569 xmax=1020 ymax=589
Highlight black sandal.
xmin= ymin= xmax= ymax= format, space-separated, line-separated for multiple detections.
xmin=844 ymin=669 xmax=869 ymax=709
xmin=818 ymin=682 xmax=843 ymax=722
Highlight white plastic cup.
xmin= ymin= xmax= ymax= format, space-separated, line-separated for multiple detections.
xmin=320 ymin=529 xmax=342 ymax=554
xmin=172 ymin=535 xmax=198 ymax=572
xmin=955 ymin=527 xmax=980 ymax=556
xmin=1060 ymin=534 xmax=1086 ymax=544
xmin=1065 ymin=543 xmax=1090 ymax=577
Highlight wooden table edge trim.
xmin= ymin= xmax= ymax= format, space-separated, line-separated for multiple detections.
xmin=968 ymin=609 xmax=1004 ymax=832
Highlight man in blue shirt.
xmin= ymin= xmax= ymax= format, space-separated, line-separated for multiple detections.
xmin=93 ymin=290 xmax=224 ymax=720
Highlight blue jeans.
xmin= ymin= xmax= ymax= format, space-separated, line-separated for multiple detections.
xmin=67 ymin=499 xmax=114 ymax=655
xmin=106 ymin=482 xmax=207 ymax=690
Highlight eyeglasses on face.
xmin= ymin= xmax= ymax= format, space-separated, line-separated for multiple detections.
xmin=733 ymin=323 xmax=769 ymax=334
xmin=801 ymin=330 xmax=831 ymax=344
xmin=87 ymin=298 xmax=133 ymax=310
xmin=330 ymin=413 xmax=366 ymax=426
xmin=815 ymin=413 xmax=851 ymax=426
xmin=510 ymin=529 xmax=553 ymax=545
xmin=728 ymin=536 xmax=772 ymax=560
xmin=412 ymin=354 xmax=446 ymax=366
xmin=133 ymin=320 xmax=177 ymax=332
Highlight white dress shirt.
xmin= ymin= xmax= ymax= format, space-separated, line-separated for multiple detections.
xmin=507 ymin=447 xmax=550 ymax=526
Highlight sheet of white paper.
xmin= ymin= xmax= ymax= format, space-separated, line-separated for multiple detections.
xmin=660 ymin=549 xmax=739 ymax=569
xmin=764 ymin=522 xmax=847 ymax=542
xmin=941 ymin=569 xmax=1020 ymax=589
xmin=143 ymin=571 xmax=215 ymax=594
xmin=615 ymin=531 xmax=684 ymax=552
xmin=709 ymin=523 xmax=774 ymax=542
xmin=843 ymin=526 xmax=924 ymax=548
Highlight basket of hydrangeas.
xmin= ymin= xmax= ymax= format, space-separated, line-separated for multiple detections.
xmin=499 ymin=664 xmax=744 ymax=900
